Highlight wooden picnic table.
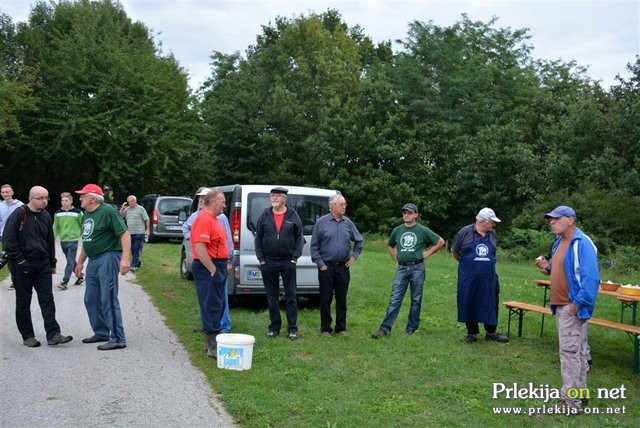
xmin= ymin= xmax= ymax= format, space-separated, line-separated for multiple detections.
xmin=534 ymin=279 xmax=640 ymax=334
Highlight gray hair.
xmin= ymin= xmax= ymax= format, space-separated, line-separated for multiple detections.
xmin=328 ymin=193 xmax=344 ymax=209
xmin=90 ymin=193 xmax=105 ymax=203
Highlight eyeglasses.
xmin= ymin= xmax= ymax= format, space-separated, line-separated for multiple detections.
xmin=32 ymin=196 xmax=49 ymax=201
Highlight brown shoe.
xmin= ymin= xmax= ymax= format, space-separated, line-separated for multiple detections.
xmin=371 ymin=329 xmax=388 ymax=339
xmin=321 ymin=332 xmax=332 ymax=337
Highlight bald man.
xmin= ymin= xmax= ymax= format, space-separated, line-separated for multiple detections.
xmin=1 ymin=186 xmax=73 ymax=347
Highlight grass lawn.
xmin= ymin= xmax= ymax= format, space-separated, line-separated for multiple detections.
xmin=136 ymin=239 xmax=639 ymax=427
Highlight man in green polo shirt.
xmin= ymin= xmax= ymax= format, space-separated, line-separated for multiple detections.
xmin=372 ymin=203 xmax=445 ymax=338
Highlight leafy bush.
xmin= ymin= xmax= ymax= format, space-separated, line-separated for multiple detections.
xmin=499 ymin=228 xmax=554 ymax=262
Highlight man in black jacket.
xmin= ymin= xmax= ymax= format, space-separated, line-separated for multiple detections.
xmin=2 ymin=185 xmax=72 ymax=347
xmin=255 ymin=187 xmax=304 ymax=340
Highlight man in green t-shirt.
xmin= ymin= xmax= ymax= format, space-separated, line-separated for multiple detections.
xmin=53 ymin=192 xmax=84 ymax=289
xmin=74 ymin=183 xmax=131 ymax=351
xmin=372 ymin=203 xmax=445 ymax=338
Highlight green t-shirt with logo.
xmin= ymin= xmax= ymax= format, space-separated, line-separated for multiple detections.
xmin=81 ymin=203 xmax=128 ymax=258
xmin=388 ymin=223 xmax=441 ymax=263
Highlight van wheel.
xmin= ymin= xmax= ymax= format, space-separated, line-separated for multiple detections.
xmin=180 ymin=249 xmax=193 ymax=280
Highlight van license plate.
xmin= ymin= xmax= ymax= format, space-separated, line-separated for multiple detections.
xmin=247 ymin=269 xmax=262 ymax=280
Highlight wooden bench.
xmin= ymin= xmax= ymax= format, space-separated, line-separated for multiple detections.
xmin=503 ymin=301 xmax=640 ymax=374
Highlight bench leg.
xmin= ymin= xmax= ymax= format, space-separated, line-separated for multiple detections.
xmin=634 ymin=335 xmax=639 ymax=375
xmin=518 ymin=310 xmax=524 ymax=337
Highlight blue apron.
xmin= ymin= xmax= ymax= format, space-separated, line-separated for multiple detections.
xmin=457 ymin=236 xmax=498 ymax=324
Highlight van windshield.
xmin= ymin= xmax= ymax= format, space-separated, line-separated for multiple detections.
xmin=247 ymin=193 xmax=330 ymax=235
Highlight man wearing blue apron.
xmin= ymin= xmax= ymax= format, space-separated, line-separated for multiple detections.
xmin=452 ymin=208 xmax=508 ymax=343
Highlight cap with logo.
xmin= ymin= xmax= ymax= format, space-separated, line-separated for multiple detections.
xmin=75 ymin=183 xmax=104 ymax=196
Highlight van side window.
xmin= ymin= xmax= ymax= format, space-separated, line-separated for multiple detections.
xmin=247 ymin=193 xmax=271 ymax=233
xmin=292 ymin=195 xmax=330 ymax=235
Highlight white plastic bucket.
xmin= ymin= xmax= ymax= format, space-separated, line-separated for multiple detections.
xmin=216 ymin=333 xmax=255 ymax=370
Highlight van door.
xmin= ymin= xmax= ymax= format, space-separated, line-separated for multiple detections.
xmin=289 ymin=194 xmax=331 ymax=292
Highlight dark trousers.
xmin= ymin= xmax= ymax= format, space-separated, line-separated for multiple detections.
xmin=261 ymin=260 xmax=298 ymax=334
xmin=466 ymin=321 xmax=496 ymax=335
xmin=130 ymin=234 xmax=145 ymax=268
xmin=465 ymin=278 xmax=500 ymax=335
xmin=319 ymin=264 xmax=350 ymax=333
xmin=13 ymin=260 xmax=60 ymax=340
xmin=192 ymin=259 xmax=227 ymax=334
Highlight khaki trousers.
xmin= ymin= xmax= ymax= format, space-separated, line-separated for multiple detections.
xmin=555 ymin=305 xmax=589 ymax=408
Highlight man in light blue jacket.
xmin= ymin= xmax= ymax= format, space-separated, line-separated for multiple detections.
xmin=535 ymin=205 xmax=599 ymax=412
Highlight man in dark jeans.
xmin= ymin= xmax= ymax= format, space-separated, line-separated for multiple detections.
xmin=310 ymin=194 xmax=363 ymax=337
xmin=2 ymin=185 xmax=72 ymax=347
xmin=255 ymin=187 xmax=304 ymax=340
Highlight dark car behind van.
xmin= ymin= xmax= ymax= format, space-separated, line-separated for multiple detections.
xmin=140 ymin=194 xmax=192 ymax=242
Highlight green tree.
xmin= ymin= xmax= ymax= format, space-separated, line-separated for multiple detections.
xmin=394 ymin=16 xmax=541 ymax=237
xmin=8 ymin=0 xmax=202 ymax=199
xmin=201 ymin=10 xmax=369 ymax=186
xmin=0 ymin=13 xmax=36 ymax=149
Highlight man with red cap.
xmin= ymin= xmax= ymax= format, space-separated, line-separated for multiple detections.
xmin=74 ymin=184 xmax=131 ymax=350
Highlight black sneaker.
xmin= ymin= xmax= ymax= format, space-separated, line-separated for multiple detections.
xmin=81 ymin=335 xmax=110 ymax=343
xmin=74 ymin=277 xmax=84 ymax=286
xmin=267 ymin=331 xmax=280 ymax=338
xmin=463 ymin=334 xmax=478 ymax=343
xmin=57 ymin=282 xmax=68 ymax=290
xmin=288 ymin=332 xmax=298 ymax=341
xmin=48 ymin=332 xmax=73 ymax=345
xmin=485 ymin=332 xmax=509 ymax=343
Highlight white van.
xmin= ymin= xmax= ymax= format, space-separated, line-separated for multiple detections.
xmin=180 ymin=184 xmax=340 ymax=296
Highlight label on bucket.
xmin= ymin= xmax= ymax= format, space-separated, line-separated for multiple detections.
xmin=218 ymin=346 xmax=245 ymax=369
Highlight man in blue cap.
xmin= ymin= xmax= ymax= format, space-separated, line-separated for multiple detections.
xmin=535 ymin=205 xmax=600 ymax=412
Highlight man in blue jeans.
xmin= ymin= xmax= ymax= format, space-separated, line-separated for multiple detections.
xmin=74 ymin=183 xmax=131 ymax=351
xmin=372 ymin=203 xmax=444 ymax=338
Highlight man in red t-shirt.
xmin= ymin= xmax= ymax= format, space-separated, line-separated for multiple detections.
xmin=254 ymin=187 xmax=304 ymax=340
xmin=190 ymin=189 xmax=229 ymax=358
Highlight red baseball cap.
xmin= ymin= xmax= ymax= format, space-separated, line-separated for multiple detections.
xmin=75 ymin=183 xmax=104 ymax=196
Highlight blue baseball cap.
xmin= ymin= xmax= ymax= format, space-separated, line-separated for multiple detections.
xmin=402 ymin=203 xmax=418 ymax=213
xmin=544 ymin=205 xmax=576 ymax=219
